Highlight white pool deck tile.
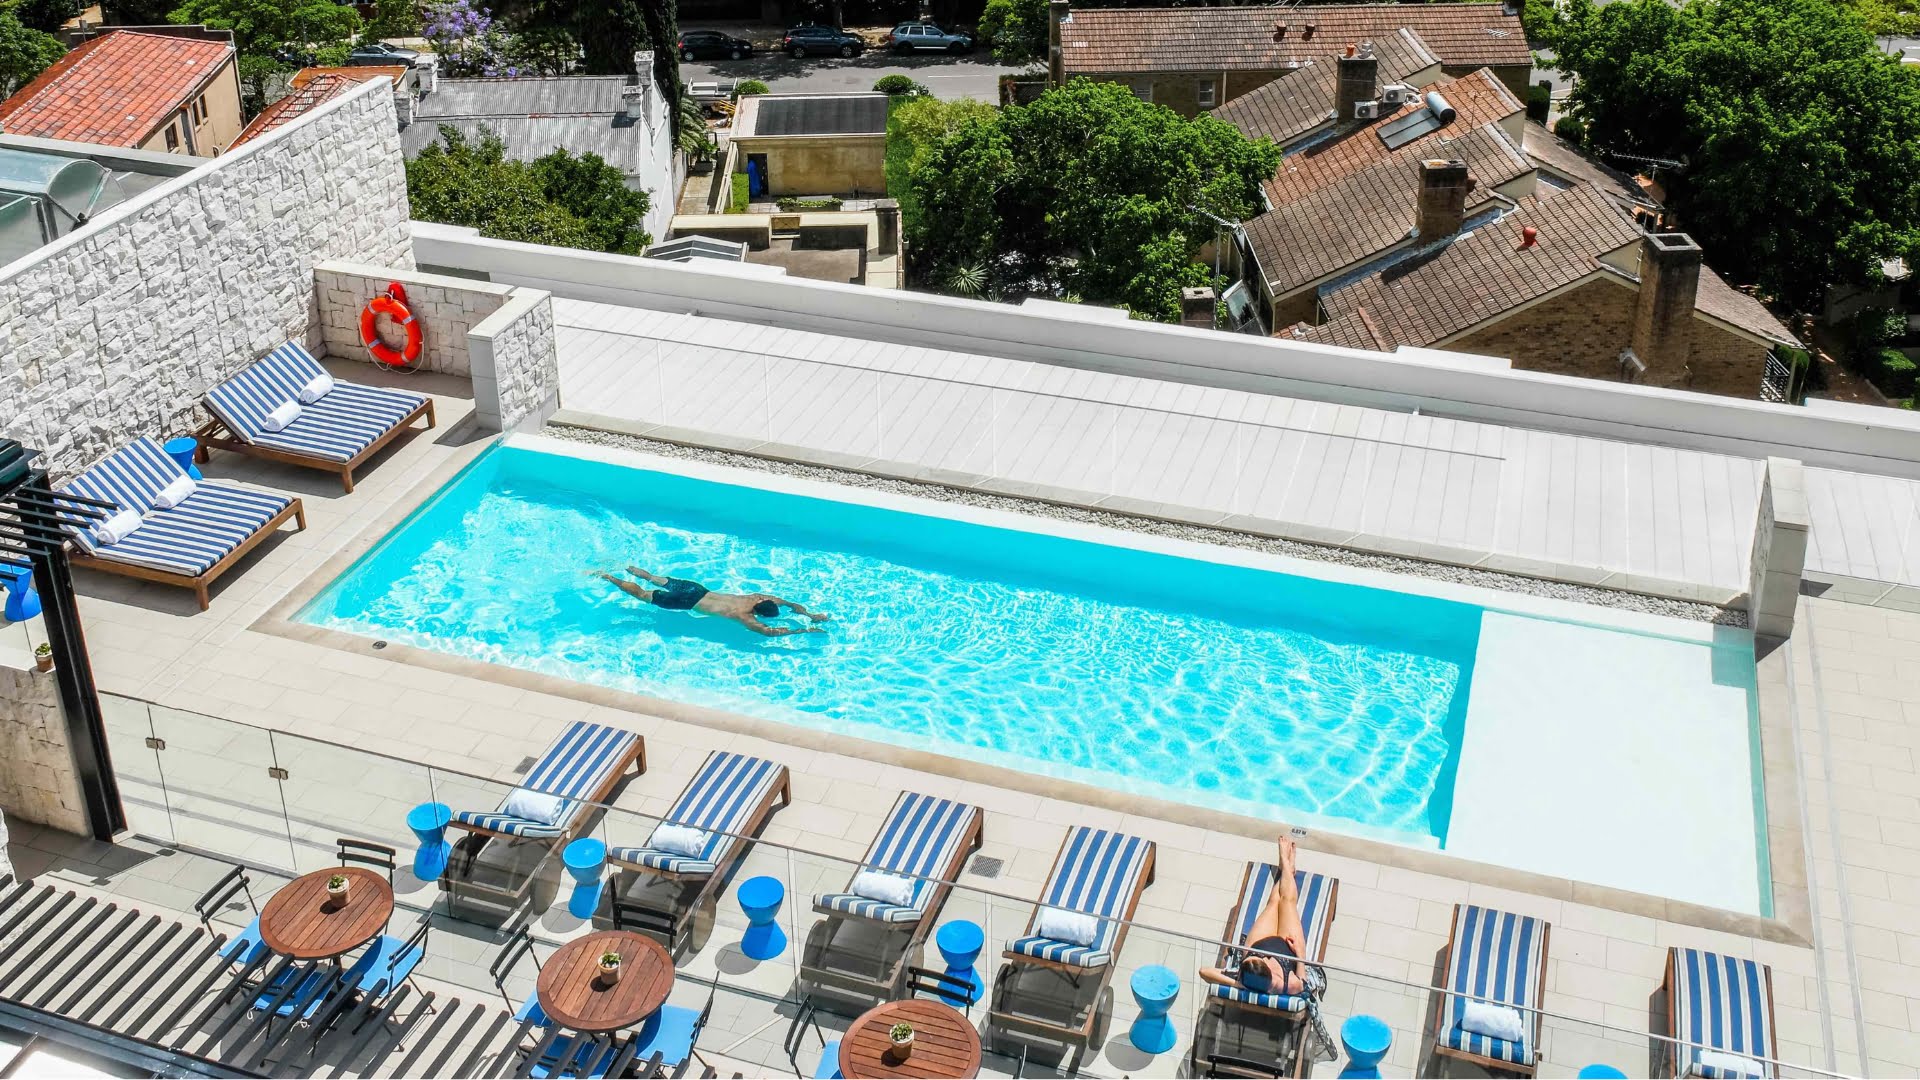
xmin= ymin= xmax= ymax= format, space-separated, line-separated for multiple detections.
xmin=554 ymin=300 xmax=1765 ymax=597
xmin=21 ymin=351 xmax=1920 ymax=1075
xmin=1448 ymin=612 xmax=1764 ymax=915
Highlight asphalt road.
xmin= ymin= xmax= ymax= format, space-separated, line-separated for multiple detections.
xmin=678 ymin=50 xmax=1023 ymax=101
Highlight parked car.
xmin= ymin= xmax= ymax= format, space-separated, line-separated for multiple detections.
xmin=678 ymin=30 xmax=753 ymax=61
xmin=346 ymin=41 xmax=421 ymax=67
xmin=782 ymin=25 xmax=866 ymax=58
xmin=889 ymin=22 xmax=974 ymax=52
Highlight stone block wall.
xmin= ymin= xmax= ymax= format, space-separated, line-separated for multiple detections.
xmin=469 ymin=289 xmax=558 ymax=431
xmin=1749 ymin=456 xmax=1810 ymax=638
xmin=314 ymin=262 xmax=515 ymax=376
xmin=0 ymin=79 xmax=413 ymax=481
xmin=0 ymin=663 xmax=87 ymax=836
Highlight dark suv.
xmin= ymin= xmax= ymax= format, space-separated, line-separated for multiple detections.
xmin=677 ymin=30 xmax=752 ymax=60
xmin=782 ymin=25 xmax=865 ymax=58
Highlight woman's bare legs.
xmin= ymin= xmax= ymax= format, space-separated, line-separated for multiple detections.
xmin=1248 ymin=836 xmax=1308 ymax=952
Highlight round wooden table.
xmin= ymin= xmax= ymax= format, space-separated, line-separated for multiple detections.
xmin=258 ymin=867 xmax=395 ymax=960
xmin=536 ymin=930 xmax=674 ymax=1034
xmin=839 ymin=999 xmax=982 ymax=1079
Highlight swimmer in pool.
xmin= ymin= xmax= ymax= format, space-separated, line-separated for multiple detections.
xmin=1199 ymin=836 xmax=1313 ymax=998
xmin=595 ymin=566 xmax=830 ymax=637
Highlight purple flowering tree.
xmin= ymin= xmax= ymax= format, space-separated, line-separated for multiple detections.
xmin=423 ymin=0 xmax=503 ymax=76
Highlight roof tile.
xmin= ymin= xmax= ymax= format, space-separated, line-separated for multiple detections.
xmin=0 ymin=31 xmax=232 ymax=147
xmin=1060 ymin=3 xmax=1529 ymax=75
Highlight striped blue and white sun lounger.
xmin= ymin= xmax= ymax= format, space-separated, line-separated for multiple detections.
xmin=816 ymin=793 xmax=983 ymax=924
xmin=1206 ymin=862 xmax=1340 ymax=1016
xmin=1434 ymin=904 xmax=1550 ymax=1075
xmin=608 ymin=751 xmax=791 ymax=949
xmin=58 ymin=436 xmax=303 ymax=610
xmin=1005 ymin=827 xmax=1155 ymax=970
xmin=610 ymin=751 xmax=790 ymax=877
xmin=452 ymin=720 xmax=645 ymax=842
xmin=1667 ymin=948 xmax=1776 ymax=1079
xmin=200 ymin=341 xmax=433 ymax=492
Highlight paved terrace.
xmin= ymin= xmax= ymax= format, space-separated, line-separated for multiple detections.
xmin=3 ymin=346 xmax=1908 ymax=1076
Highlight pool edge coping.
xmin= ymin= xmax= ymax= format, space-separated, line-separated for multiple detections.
xmin=250 ymin=430 xmax=1815 ymax=949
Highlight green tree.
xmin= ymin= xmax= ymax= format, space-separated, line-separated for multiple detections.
xmin=1553 ymin=0 xmax=1920 ymax=306
xmin=885 ymin=94 xmax=997 ymax=239
xmin=977 ymin=0 xmax=1046 ymax=65
xmin=406 ymin=127 xmax=653 ymax=254
xmin=0 ymin=7 xmax=63 ymax=95
xmin=360 ymin=0 xmax=419 ymax=39
xmin=905 ymin=80 xmax=1278 ymax=321
xmin=169 ymin=0 xmax=361 ymax=111
xmin=12 ymin=0 xmax=77 ymax=32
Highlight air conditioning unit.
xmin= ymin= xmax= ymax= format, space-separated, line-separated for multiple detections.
xmin=1381 ymin=83 xmax=1417 ymax=104
xmin=1354 ymin=100 xmax=1382 ymax=119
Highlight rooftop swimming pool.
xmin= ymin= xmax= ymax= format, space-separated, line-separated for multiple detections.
xmin=301 ymin=435 xmax=1770 ymax=913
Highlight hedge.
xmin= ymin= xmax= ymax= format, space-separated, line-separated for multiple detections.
xmin=775 ymin=196 xmax=843 ymax=211
xmin=1874 ymin=347 xmax=1918 ymax=398
xmin=729 ymin=172 xmax=749 ymax=213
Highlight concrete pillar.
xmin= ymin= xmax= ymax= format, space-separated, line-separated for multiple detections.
xmin=1748 ymin=456 xmax=1810 ymax=639
xmin=0 ymin=652 xmax=89 ymax=837
xmin=874 ymin=198 xmax=901 ymax=256
xmin=1631 ymin=232 xmax=1704 ymax=387
xmin=1335 ymin=43 xmax=1378 ymax=124
xmin=1181 ymin=286 xmax=1216 ymax=329
xmin=1415 ymin=158 xmax=1471 ymax=241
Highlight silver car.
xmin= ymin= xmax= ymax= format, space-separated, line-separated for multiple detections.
xmin=889 ymin=22 xmax=974 ymax=52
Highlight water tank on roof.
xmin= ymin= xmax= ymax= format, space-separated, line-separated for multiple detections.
xmin=0 ymin=148 xmax=131 ymax=260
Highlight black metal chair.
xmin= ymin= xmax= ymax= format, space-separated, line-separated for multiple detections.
xmin=611 ymin=896 xmax=677 ymax=942
xmin=192 ymin=864 xmax=266 ymax=978
xmin=905 ymin=965 xmax=979 ymax=1015
xmin=336 ymin=837 xmax=399 ymax=885
xmin=490 ymin=925 xmax=547 ymax=1023
xmin=1202 ymin=1051 xmax=1288 ymax=1078
xmin=783 ymin=997 xmax=839 ymax=1078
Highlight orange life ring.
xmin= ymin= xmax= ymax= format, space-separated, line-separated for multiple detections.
xmin=361 ymin=283 xmax=423 ymax=369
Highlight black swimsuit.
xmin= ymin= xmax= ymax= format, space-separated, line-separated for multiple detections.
xmin=650 ymin=577 xmax=709 ymax=610
xmin=1235 ymin=935 xmax=1298 ymax=993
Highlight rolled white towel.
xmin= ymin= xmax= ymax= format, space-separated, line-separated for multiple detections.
xmin=647 ymin=822 xmax=710 ymax=859
xmin=94 ymin=508 xmax=143 ymax=546
xmin=502 ymin=787 xmax=568 ymax=826
xmin=851 ymin=869 xmax=917 ymax=908
xmin=150 ymin=473 xmax=196 ymax=510
xmin=261 ymin=400 xmax=301 ymax=432
xmin=1459 ymin=999 xmax=1526 ymax=1043
xmin=1696 ymin=1050 xmax=1765 ymax=1077
xmin=1035 ymin=905 xmax=1100 ymax=947
xmin=298 ymin=371 xmax=334 ymax=403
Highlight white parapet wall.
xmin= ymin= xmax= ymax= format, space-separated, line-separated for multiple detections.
xmin=314 ymin=261 xmax=515 ymax=376
xmin=1749 ymin=457 xmax=1811 ymax=638
xmin=0 ymin=79 xmax=414 ymax=480
xmin=469 ymin=288 xmax=559 ymax=432
xmin=411 ymin=221 xmax=1920 ymax=481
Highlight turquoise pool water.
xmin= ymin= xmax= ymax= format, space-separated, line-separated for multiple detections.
xmin=301 ymin=442 xmax=1486 ymax=845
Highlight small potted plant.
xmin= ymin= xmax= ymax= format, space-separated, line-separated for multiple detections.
xmin=598 ymin=950 xmax=622 ymax=983
xmin=325 ymin=873 xmax=350 ymax=904
xmin=888 ymin=1021 xmax=914 ymax=1056
xmin=33 ymin=643 xmax=51 ymax=673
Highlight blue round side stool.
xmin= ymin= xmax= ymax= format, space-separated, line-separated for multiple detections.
xmin=1128 ymin=964 xmax=1179 ymax=1055
xmin=1338 ymin=1014 xmax=1393 ymax=1079
xmin=406 ymin=802 xmax=452 ymax=883
xmin=934 ymin=919 xmax=984 ymax=1006
xmin=0 ymin=564 xmax=39 ymax=623
xmin=163 ymin=436 xmax=204 ymax=480
xmin=738 ymin=875 xmax=786 ymax=960
xmin=561 ymin=837 xmax=608 ymax=919
xmin=1577 ymin=1066 xmax=1629 ymax=1078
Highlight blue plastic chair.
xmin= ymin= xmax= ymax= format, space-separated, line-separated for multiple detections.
xmin=347 ymin=917 xmax=430 ymax=1012
xmin=525 ymin=1031 xmax=622 ymax=1079
xmin=630 ymin=979 xmax=719 ymax=1073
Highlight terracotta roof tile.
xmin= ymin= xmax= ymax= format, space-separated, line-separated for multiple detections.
xmin=1246 ymin=122 xmax=1533 ymax=295
xmin=0 ymin=30 xmax=232 ymax=147
xmin=1210 ymin=28 xmax=1440 ymax=147
xmin=1060 ymin=3 xmax=1529 ymax=75
xmin=228 ymin=74 xmax=354 ymax=150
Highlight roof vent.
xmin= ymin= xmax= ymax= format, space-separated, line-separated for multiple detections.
xmin=1273 ymin=22 xmax=1288 ymax=40
xmin=1303 ymin=23 xmax=1316 ymax=39
xmin=1517 ymin=225 xmax=1538 ymax=249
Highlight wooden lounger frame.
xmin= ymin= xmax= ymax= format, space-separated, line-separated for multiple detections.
xmin=1660 ymin=948 xmax=1776 ymax=1079
xmin=194 ymin=397 xmax=435 ymax=494
xmin=1188 ymin=861 xmax=1342 ymax=1077
xmin=70 ymin=498 xmax=305 ymax=611
xmin=609 ymin=768 xmax=793 ymax=953
xmin=1429 ymin=902 xmax=1552 ymax=1077
xmin=988 ymin=835 xmax=1156 ymax=1049
xmin=800 ymin=807 xmax=984 ymax=998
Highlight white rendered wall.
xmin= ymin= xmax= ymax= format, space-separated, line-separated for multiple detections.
xmin=0 ymin=80 xmax=414 ymax=479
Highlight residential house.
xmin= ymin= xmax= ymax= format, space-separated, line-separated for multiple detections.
xmin=1050 ymin=0 xmax=1531 ymax=117
xmin=0 ymin=28 xmax=243 ymax=155
xmin=727 ymin=92 xmax=888 ymax=198
xmin=398 ymin=66 xmax=678 ymax=242
xmin=228 ymin=67 xmax=416 ymax=151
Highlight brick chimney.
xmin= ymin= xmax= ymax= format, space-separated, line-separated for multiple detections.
xmin=1335 ymin=42 xmax=1377 ymax=124
xmin=1414 ymin=158 xmax=1471 ymax=240
xmin=1630 ymin=232 xmax=1704 ymax=385
xmin=1181 ymin=286 xmax=1216 ymax=329
xmin=1049 ymin=0 xmax=1070 ymax=85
